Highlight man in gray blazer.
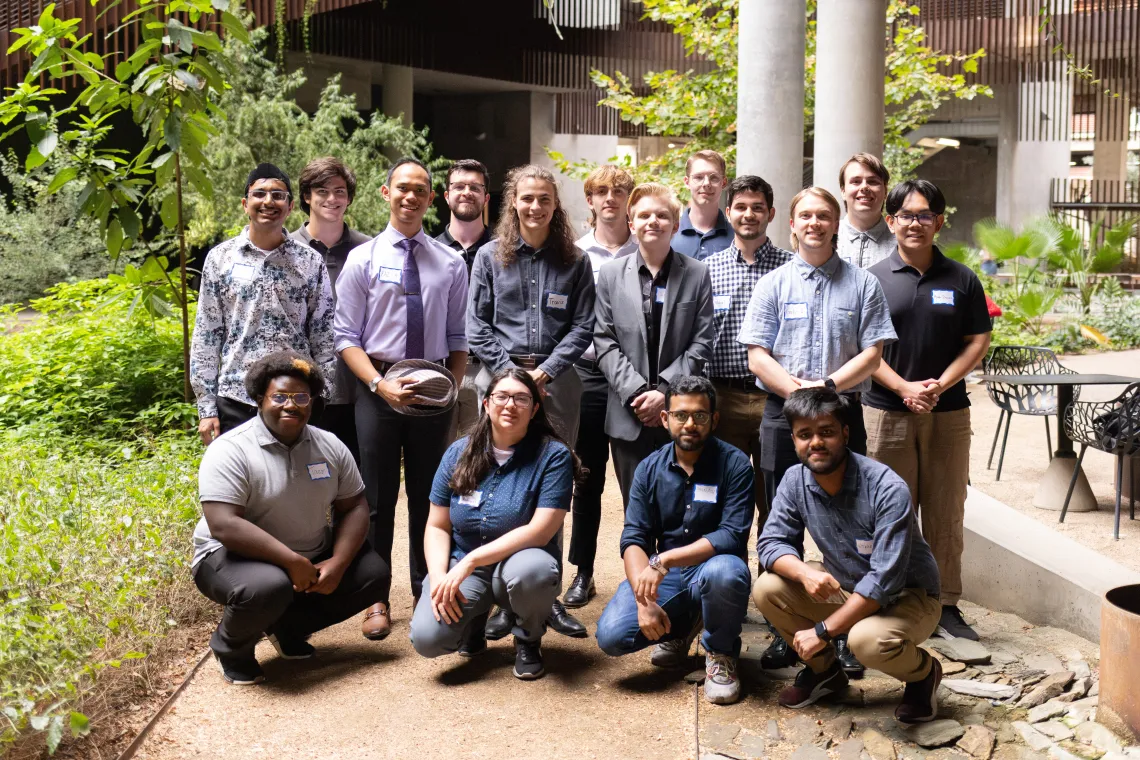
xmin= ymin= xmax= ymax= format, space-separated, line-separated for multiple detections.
xmin=595 ymin=182 xmax=715 ymax=505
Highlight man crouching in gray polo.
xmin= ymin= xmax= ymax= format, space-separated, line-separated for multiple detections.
xmin=191 ymin=350 xmax=391 ymax=685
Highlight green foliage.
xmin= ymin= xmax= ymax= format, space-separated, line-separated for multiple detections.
xmin=1046 ymin=215 xmax=1135 ymax=314
xmin=185 ymin=28 xmax=449 ymax=247
xmin=551 ymin=0 xmax=992 ymax=188
xmin=0 ymin=430 xmax=201 ymax=753
xmin=0 ymin=278 xmax=196 ymax=439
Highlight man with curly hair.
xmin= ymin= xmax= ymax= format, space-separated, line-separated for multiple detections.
xmin=191 ymin=350 xmax=389 ymax=686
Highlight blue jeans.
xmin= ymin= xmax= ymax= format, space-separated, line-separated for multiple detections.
xmin=595 ymin=554 xmax=750 ymax=657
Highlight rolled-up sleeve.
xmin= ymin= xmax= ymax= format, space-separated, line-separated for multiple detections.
xmin=857 ymin=274 xmax=897 ymax=349
xmin=619 ymin=458 xmax=657 ymax=558
xmin=756 ymin=469 xmax=807 ymax=570
xmin=852 ymin=482 xmax=914 ymax=606
xmin=333 ymin=245 xmax=371 ymax=354
xmin=737 ymin=276 xmax=779 ymax=350
xmin=535 ymin=443 xmax=573 ymax=511
xmin=702 ymin=453 xmax=754 ymax=556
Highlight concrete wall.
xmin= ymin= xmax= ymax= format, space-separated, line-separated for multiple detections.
xmin=545 ymin=133 xmax=621 ymax=236
xmin=920 ymin=142 xmax=998 ymax=247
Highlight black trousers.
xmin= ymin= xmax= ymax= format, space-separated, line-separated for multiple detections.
xmin=567 ymin=367 xmax=610 ymax=577
xmin=193 ymin=545 xmax=390 ymax=658
xmin=355 ymin=382 xmax=455 ymax=601
xmin=611 ymin=425 xmax=672 ymax=510
xmin=760 ymin=393 xmax=867 ymax=519
xmin=312 ymin=402 xmax=360 ymax=464
xmin=217 ymin=396 xmax=257 ymax=433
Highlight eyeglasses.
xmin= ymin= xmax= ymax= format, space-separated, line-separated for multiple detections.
xmin=268 ymin=392 xmax=312 ymax=407
xmin=689 ymin=173 xmax=724 ymax=186
xmin=249 ymin=189 xmax=291 ymax=202
xmin=892 ymin=212 xmax=938 ymax=226
xmin=489 ymin=392 xmax=534 ymax=408
xmin=449 ymin=182 xmax=486 ymax=194
xmin=667 ymin=410 xmax=712 ymax=425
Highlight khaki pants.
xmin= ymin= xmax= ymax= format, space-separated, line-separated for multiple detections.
xmin=712 ymin=382 xmax=768 ymax=524
xmin=864 ymin=406 xmax=971 ymax=605
xmin=752 ymin=567 xmax=940 ymax=682
xmin=450 ymin=361 xmax=482 ymax=441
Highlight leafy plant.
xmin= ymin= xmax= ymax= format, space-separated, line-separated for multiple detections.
xmin=1046 ymin=215 xmax=1135 ymax=315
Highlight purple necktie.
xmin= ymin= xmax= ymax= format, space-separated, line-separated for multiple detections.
xmin=400 ymin=238 xmax=425 ymax=360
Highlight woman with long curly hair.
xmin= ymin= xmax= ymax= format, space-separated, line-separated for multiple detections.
xmin=409 ymin=368 xmax=585 ymax=680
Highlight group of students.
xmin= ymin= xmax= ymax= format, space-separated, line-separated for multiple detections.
xmin=187 ymin=148 xmax=992 ymax=724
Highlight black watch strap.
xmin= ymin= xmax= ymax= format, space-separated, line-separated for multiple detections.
xmin=815 ymin=620 xmax=832 ymax=643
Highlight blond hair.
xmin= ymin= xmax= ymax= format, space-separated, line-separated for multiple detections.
xmin=685 ymin=149 xmax=726 ymax=177
xmin=788 ymin=187 xmax=841 ymax=252
xmin=627 ymin=182 xmax=683 ymax=223
xmin=583 ymin=164 xmax=635 ymax=227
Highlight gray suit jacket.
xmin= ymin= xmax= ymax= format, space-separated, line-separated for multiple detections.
xmin=593 ymin=249 xmax=714 ymax=441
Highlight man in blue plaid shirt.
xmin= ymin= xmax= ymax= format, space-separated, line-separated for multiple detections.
xmin=704 ymin=176 xmax=792 ymax=524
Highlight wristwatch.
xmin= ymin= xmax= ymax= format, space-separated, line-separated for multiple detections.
xmin=823 ymin=377 xmax=837 ymax=391
xmin=369 ymin=375 xmax=383 ymax=394
xmin=814 ymin=620 xmax=833 ymax=643
xmin=648 ymin=554 xmax=668 ymax=576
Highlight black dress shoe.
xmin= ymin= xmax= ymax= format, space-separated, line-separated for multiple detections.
xmin=834 ymin=634 xmax=865 ymax=679
xmin=760 ymin=633 xmax=801 ymax=669
xmin=459 ymin=610 xmax=489 ymax=657
xmin=562 ymin=573 xmax=596 ymax=609
xmin=485 ymin=606 xmax=513 ymax=641
xmin=548 ymin=600 xmax=588 ymax=638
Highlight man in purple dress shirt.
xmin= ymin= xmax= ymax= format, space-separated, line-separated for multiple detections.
xmin=334 ymin=157 xmax=469 ymax=639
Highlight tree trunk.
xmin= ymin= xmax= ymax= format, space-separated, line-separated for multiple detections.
xmin=175 ymin=152 xmax=191 ymax=403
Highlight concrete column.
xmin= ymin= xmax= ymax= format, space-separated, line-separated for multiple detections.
xmin=1093 ymin=88 xmax=1130 ymax=201
xmin=382 ymin=64 xmax=413 ymax=128
xmin=737 ymin=0 xmax=806 ymax=249
xmin=812 ymin=0 xmax=887 ymax=200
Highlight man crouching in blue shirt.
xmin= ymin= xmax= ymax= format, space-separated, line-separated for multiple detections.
xmin=754 ymin=387 xmax=943 ymax=721
xmin=596 ymin=376 xmax=754 ymax=705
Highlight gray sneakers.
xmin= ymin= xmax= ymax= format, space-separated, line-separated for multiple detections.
xmin=649 ymin=617 xmax=703 ymax=668
xmin=704 ymin=653 xmax=742 ymax=704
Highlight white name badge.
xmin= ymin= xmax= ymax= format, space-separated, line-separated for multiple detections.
xmin=855 ymin=538 xmax=874 ymax=555
xmin=378 ymin=267 xmax=402 ymax=284
xmin=230 ymin=263 xmax=256 ymax=283
xmin=694 ymin=484 xmax=718 ymax=503
xmin=546 ymin=292 xmax=569 ymax=310
xmin=306 ymin=462 xmax=331 ymax=480
xmin=655 ymin=286 xmax=667 ymax=304
xmin=932 ymin=289 xmax=955 ymax=306
xmin=784 ymin=302 xmax=808 ymax=320
xmin=458 ymin=490 xmax=482 ymax=507
xmin=713 ymin=294 xmax=731 ymax=312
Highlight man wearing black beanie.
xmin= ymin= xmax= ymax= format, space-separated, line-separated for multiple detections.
xmin=190 ymin=162 xmax=337 ymax=445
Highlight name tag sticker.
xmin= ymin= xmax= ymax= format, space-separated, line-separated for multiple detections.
xmin=856 ymin=538 xmax=874 ymax=555
xmin=458 ymin=490 xmax=482 ymax=507
xmin=306 ymin=462 xmax=331 ymax=480
xmin=784 ymin=302 xmax=808 ymax=320
xmin=230 ymin=263 xmax=256 ymax=283
xmin=694 ymin=484 xmax=718 ymax=503
xmin=378 ymin=267 xmax=402 ymax=284
xmin=713 ymin=294 xmax=731 ymax=312
xmin=932 ymin=289 xmax=955 ymax=306
xmin=546 ymin=292 xmax=569 ymax=310
xmin=655 ymin=286 xmax=667 ymax=304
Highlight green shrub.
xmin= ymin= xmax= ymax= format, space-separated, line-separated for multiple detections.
xmin=0 ymin=278 xmax=196 ymax=439
xmin=0 ymin=431 xmax=202 ymax=753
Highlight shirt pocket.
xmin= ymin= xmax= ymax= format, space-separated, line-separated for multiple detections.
xmin=829 ymin=302 xmax=860 ymax=358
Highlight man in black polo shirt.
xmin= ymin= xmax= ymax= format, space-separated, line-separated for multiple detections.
xmin=864 ymin=179 xmax=991 ymax=641
xmin=436 ymin=159 xmax=493 ymax=438
xmin=291 ymin=157 xmax=372 ymax=462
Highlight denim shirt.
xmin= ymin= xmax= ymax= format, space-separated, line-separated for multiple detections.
xmin=467 ymin=238 xmax=596 ymax=380
xmin=430 ymin=436 xmax=573 ymax=563
xmin=736 ymin=254 xmax=897 ymax=395
xmin=757 ymin=452 xmax=941 ymax=607
xmin=620 ymin=437 xmax=755 ymax=561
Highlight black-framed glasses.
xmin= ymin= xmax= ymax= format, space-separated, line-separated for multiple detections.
xmin=268 ymin=392 xmax=312 ymax=407
xmin=489 ymin=391 xmax=533 ymax=408
xmin=249 ymin=189 xmax=291 ymax=202
xmin=449 ymin=182 xmax=486 ymax=194
xmin=892 ymin=212 xmax=937 ymax=226
xmin=667 ymin=410 xmax=712 ymax=425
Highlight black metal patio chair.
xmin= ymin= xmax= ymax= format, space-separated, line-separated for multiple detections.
xmin=983 ymin=346 xmax=1080 ymax=481
xmin=1060 ymin=382 xmax=1140 ymax=539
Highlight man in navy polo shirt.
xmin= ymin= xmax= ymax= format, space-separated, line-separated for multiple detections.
xmin=671 ymin=150 xmax=733 ymax=261
xmin=864 ymin=179 xmax=991 ymax=641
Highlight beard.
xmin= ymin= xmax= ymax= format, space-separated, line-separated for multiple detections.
xmin=674 ymin=433 xmax=706 ymax=451
xmin=800 ymin=445 xmax=847 ymax=475
xmin=450 ymin=202 xmax=483 ymax=223
xmin=735 ymin=227 xmax=761 ymax=241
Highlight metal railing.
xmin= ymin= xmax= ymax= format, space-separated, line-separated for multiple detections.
xmin=1050 ymin=178 xmax=1140 ymax=273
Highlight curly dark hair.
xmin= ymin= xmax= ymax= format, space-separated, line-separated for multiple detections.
xmin=244 ymin=350 xmax=326 ymax=402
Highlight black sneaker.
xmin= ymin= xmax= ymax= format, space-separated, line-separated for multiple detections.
xmin=513 ymin=638 xmax=545 ymax=680
xmin=214 ymin=652 xmax=265 ymax=685
xmin=760 ymin=626 xmax=801 ymax=669
xmin=267 ymin=633 xmax=315 ymax=660
xmin=485 ymin=606 xmax=513 ymax=641
xmin=459 ymin=611 xmax=489 ymax=658
xmin=938 ymin=605 xmax=979 ymax=641
xmin=562 ymin=573 xmax=596 ymax=608
xmin=777 ymin=661 xmax=848 ymax=708
xmin=896 ymin=656 xmax=942 ymax=723
xmin=834 ymin=634 xmax=865 ymax=679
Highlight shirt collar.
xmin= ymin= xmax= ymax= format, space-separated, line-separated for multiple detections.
xmin=293 ymin=222 xmax=354 ymax=250
xmin=440 ymin=224 xmax=491 ymax=251
xmin=804 ymin=451 xmax=861 ymax=499
xmin=793 ymin=251 xmax=842 ymax=280
xmin=381 ymin=223 xmax=430 ymax=250
xmin=843 ymin=216 xmax=892 ymax=244
xmin=679 ymin=207 xmax=729 ymax=235
xmin=666 ymin=437 xmax=720 ymax=476
xmin=636 ymin=249 xmax=675 ymax=277
xmin=251 ymin=412 xmax=311 ymax=449
xmin=887 ymin=244 xmax=946 ymax=274
xmin=238 ymin=226 xmax=292 ymax=255
xmin=726 ymin=238 xmax=782 ymax=266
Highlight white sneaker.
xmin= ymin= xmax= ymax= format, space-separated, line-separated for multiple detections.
xmin=704 ymin=653 xmax=742 ymax=705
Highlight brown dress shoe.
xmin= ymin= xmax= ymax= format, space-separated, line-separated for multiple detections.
xmin=362 ymin=602 xmax=391 ymax=640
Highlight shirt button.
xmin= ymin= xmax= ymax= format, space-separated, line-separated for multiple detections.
xmin=686 ymin=504 xmax=692 ymax=510
xmin=531 ymin=328 xmax=536 ymax=333
xmin=482 ymin=517 xmax=487 ymax=521
xmin=532 ymin=304 xmax=537 ymax=309
xmin=684 ymin=528 xmax=689 ymax=533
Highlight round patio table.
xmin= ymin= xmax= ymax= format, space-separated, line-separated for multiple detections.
xmin=977 ymin=373 xmax=1139 ymax=512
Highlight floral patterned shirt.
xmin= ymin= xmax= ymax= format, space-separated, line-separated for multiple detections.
xmin=190 ymin=227 xmax=336 ymax=418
